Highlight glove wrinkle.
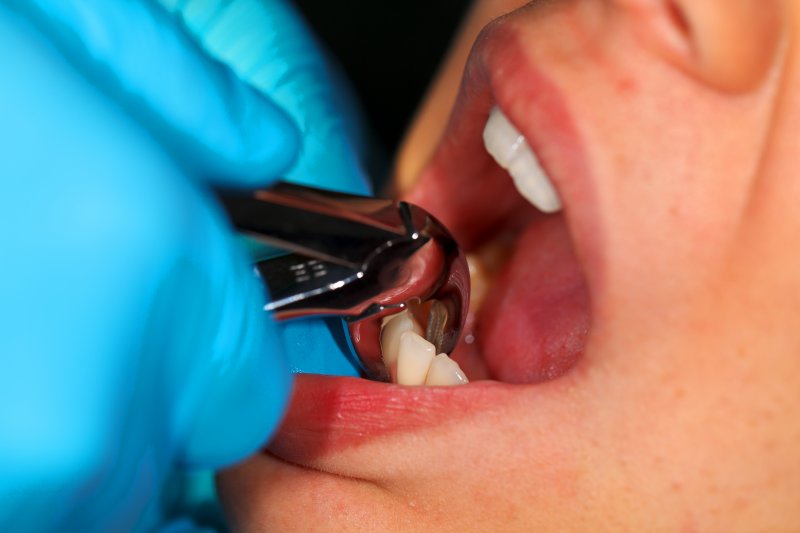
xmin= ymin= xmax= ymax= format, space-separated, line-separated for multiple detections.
xmin=162 ymin=0 xmax=373 ymax=195
xmin=6 ymin=0 xmax=299 ymax=187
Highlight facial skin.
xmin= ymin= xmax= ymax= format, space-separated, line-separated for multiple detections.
xmin=218 ymin=0 xmax=800 ymax=530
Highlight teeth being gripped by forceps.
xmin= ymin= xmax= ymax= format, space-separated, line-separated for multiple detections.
xmin=219 ymin=182 xmax=470 ymax=381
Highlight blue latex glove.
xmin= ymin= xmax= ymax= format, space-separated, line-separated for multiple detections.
xmin=156 ymin=0 xmax=370 ymax=377
xmin=0 ymin=1 xmax=368 ymax=531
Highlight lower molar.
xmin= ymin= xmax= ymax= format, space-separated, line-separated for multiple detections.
xmin=380 ymin=311 xmax=470 ymax=386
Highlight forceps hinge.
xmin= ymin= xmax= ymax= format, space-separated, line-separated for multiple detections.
xmin=220 ymin=183 xmax=433 ymax=320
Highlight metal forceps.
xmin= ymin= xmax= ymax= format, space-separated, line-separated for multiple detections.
xmin=220 ymin=182 xmax=470 ymax=381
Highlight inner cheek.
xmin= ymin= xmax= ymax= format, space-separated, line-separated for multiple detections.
xmin=472 ymin=217 xmax=590 ymax=383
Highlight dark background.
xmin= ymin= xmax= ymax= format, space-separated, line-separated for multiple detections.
xmin=295 ymin=2 xmax=472 ymax=158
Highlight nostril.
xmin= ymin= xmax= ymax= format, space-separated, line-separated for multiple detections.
xmin=666 ymin=1 xmax=691 ymax=38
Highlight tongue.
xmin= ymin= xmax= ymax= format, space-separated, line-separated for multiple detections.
xmin=477 ymin=215 xmax=589 ymax=383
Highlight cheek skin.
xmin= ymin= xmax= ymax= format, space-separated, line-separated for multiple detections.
xmin=217 ymin=459 xmax=406 ymax=533
xmin=507 ymin=5 xmax=800 ymax=529
xmin=219 ymin=383 xmax=599 ymax=532
xmin=586 ymin=326 xmax=800 ymax=529
xmin=469 ymin=3 xmax=798 ymax=529
xmin=267 ymin=349 xmax=627 ymax=530
xmin=509 ymin=2 xmax=779 ymax=311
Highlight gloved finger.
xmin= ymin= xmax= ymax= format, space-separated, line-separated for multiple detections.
xmin=5 ymin=0 xmax=299 ymax=188
xmin=161 ymin=0 xmax=372 ymax=195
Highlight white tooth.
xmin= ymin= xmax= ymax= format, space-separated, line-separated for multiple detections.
xmin=380 ymin=310 xmax=424 ymax=374
xmin=396 ymin=331 xmax=436 ymax=386
xmin=425 ymin=354 xmax=469 ymax=386
xmin=483 ymin=106 xmax=562 ymax=213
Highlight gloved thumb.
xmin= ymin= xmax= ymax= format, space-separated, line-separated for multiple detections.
xmin=162 ymin=0 xmax=373 ymax=195
xmin=5 ymin=0 xmax=300 ymax=188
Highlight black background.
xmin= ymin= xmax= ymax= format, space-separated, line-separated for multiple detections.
xmin=295 ymin=2 xmax=472 ymax=159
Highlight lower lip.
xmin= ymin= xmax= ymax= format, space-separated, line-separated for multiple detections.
xmin=268 ymin=374 xmax=512 ymax=462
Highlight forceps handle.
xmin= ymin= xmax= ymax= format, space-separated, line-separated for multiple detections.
xmin=218 ymin=182 xmax=404 ymax=270
xmin=218 ymin=183 xmax=422 ymax=319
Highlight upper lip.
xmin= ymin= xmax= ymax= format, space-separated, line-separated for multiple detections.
xmin=435 ymin=17 xmax=602 ymax=288
xmin=268 ymin=13 xmax=596 ymax=472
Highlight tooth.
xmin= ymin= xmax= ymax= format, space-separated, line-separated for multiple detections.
xmin=380 ymin=310 xmax=424 ymax=375
xmin=425 ymin=354 xmax=469 ymax=386
xmin=396 ymin=331 xmax=436 ymax=386
xmin=482 ymin=107 xmax=562 ymax=213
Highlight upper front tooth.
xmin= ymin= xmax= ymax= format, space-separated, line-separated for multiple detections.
xmin=483 ymin=107 xmax=562 ymax=213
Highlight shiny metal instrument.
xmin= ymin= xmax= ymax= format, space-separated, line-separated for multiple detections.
xmin=219 ymin=182 xmax=470 ymax=381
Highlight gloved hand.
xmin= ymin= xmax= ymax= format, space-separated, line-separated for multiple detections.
xmin=155 ymin=0 xmax=373 ymax=377
xmin=0 ymin=1 xmax=369 ymax=531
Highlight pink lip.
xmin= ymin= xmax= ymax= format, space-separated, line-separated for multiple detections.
xmin=268 ymin=374 xmax=513 ymax=463
xmin=405 ymin=20 xmax=603 ymax=287
xmin=268 ymin=15 xmax=599 ymax=469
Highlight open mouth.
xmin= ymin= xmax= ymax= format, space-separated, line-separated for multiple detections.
xmin=395 ymin=20 xmax=605 ymax=388
xmin=413 ymin=104 xmax=590 ymax=385
xmin=267 ymin=22 xmax=601 ymax=466
xmin=382 ymin=100 xmax=590 ymax=386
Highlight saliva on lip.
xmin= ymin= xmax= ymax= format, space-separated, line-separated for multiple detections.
xmin=380 ymin=308 xmax=469 ymax=386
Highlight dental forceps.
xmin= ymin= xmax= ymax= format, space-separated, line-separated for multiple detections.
xmin=219 ymin=182 xmax=470 ymax=381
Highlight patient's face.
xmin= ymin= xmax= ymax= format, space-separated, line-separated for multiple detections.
xmin=218 ymin=1 xmax=800 ymax=530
